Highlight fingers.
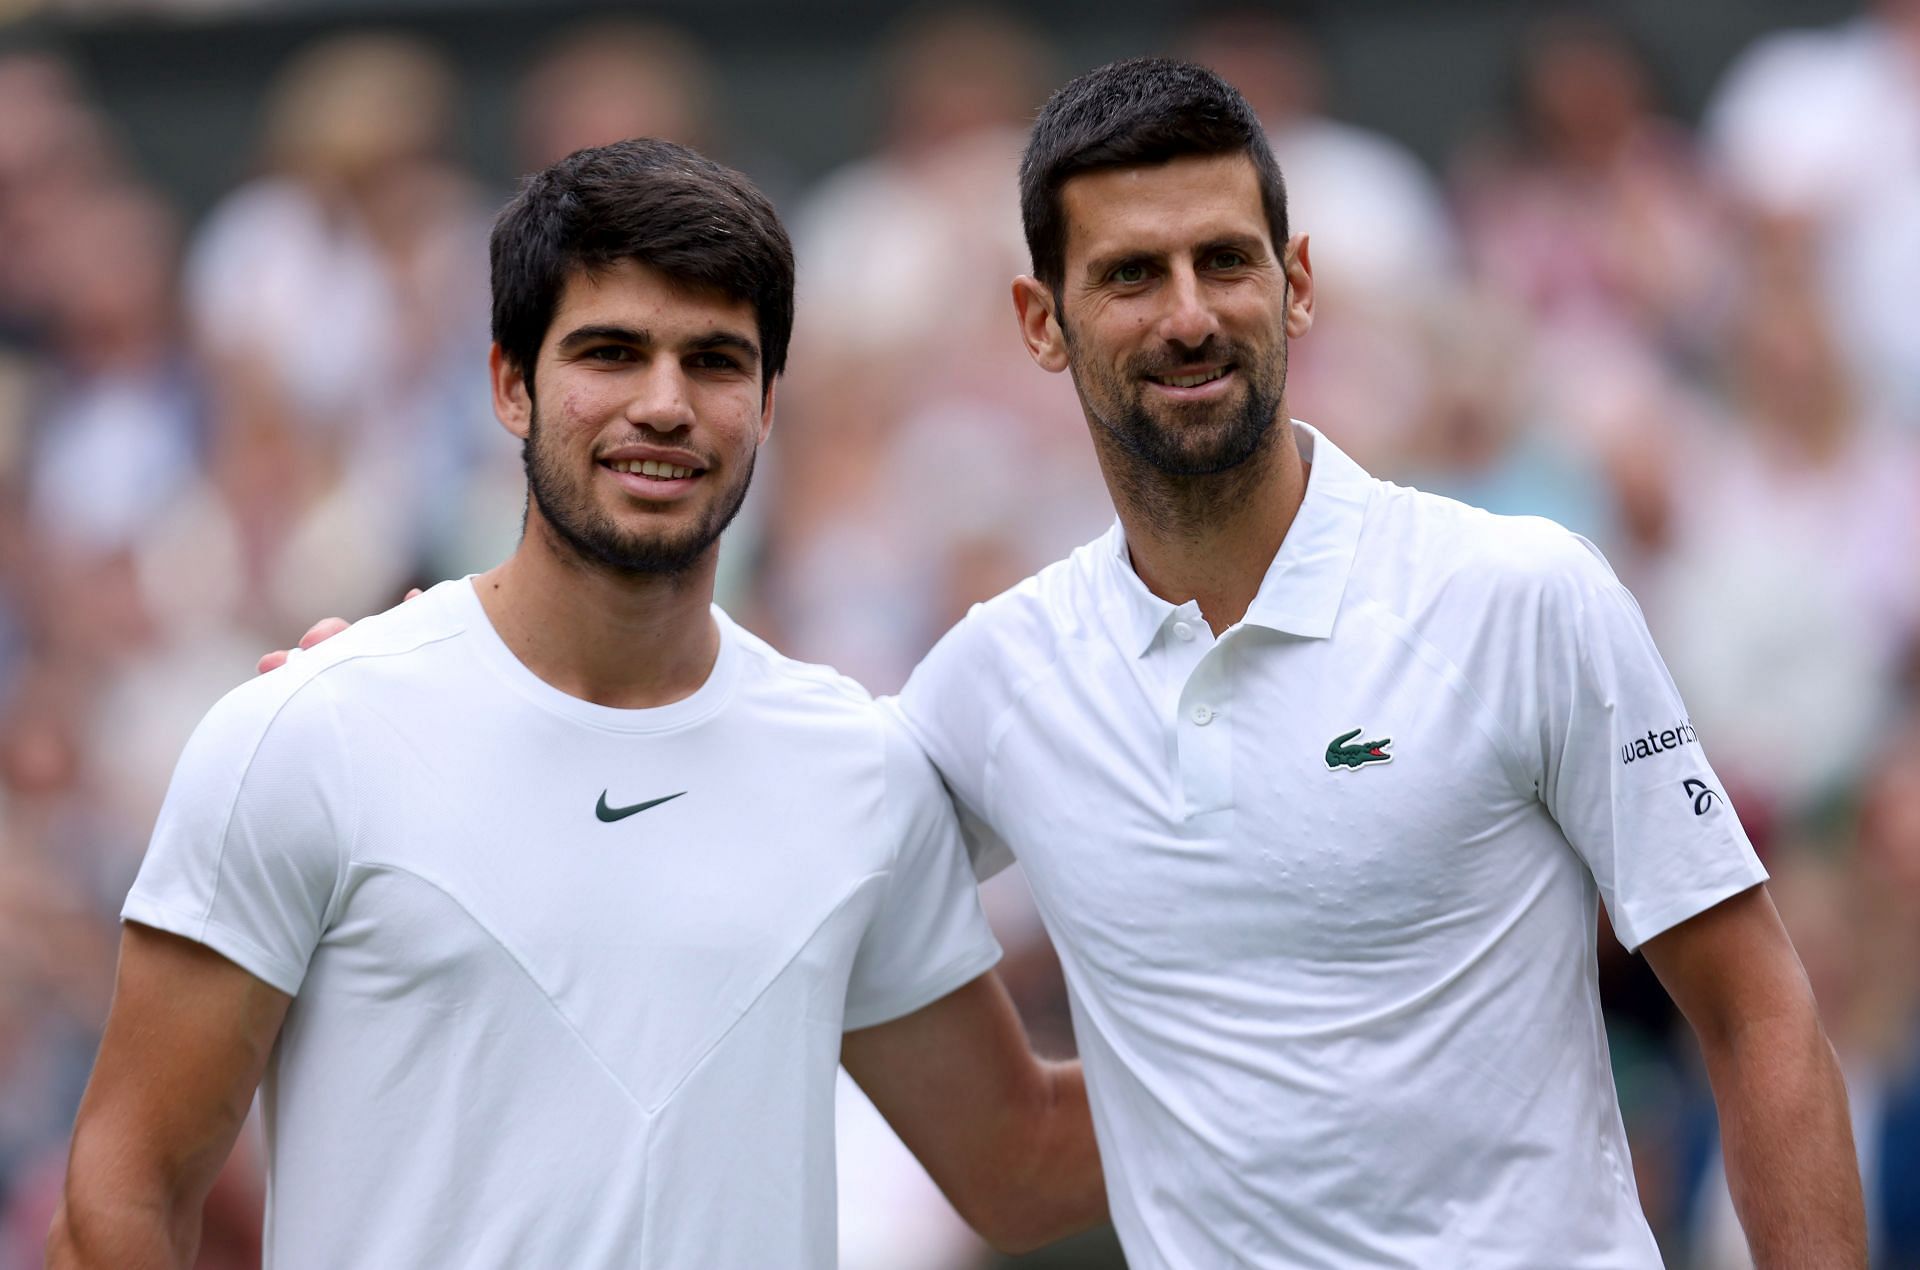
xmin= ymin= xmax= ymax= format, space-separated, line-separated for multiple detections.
xmin=258 ymin=588 xmax=420 ymax=678
xmin=404 ymin=588 xmax=423 ymax=602
xmin=297 ymin=618 xmax=351 ymax=650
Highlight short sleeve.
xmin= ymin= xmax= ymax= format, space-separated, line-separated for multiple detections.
xmin=1531 ymin=537 xmax=1767 ymax=951
xmin=842 ymin=714 xmax=1002 ymax=1031
xmin=890 ymin=610 xmax=1016 ymax=880
xmin=121 ymin=672 xmax=352 ymax=995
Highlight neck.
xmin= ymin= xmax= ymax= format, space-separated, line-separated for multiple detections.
xmin=1098 ymin=414 xmax=1309 ymax=635
xmin=476 ymin=514 xmax=721 ymax=709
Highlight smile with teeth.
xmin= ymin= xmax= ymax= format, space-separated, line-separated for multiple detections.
xmin=607 ymin=459 xmax=698 ymax=480
xmin=1152 ymin=367 xmax=1231 ymax=388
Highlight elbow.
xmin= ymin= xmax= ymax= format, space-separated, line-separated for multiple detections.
xmin=51 ymin=1143 xmax=197 ymax=1270
xmin=46 ymin=1204 xmax=80 ymax=1269
xmin=45 ymin=1194 xmax=131 ymax=1270
xmin=953 ymin=1171 xmax=1103 ymax=1255
xmin=968 ymin=1200 xmax=1065 ymax=1257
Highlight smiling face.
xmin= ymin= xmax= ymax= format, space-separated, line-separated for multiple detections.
xmin=1016 ymin=151 xmax=1312 ymax=482
xmin=491 ymin=257 xmax=772 ymax=577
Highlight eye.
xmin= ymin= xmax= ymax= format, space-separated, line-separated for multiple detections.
xmin=690 ymin=351 xmax=743 ymax=372
xmin=1206 ymin=249 xmax=1247 ymax=270
xmin=585 ymin=345 xmax=634 ymax=363
xmin=1109 ymin=262 xmax=1148 ymax=285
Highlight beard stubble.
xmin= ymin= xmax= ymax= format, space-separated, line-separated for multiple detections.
xmin=522 ymin=402 xmax=756 ymax=577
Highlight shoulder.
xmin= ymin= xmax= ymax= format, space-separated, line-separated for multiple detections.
xmin=724 ymin=611 xmax=881 ymax=716
xmin=897 ymin=533 xmax=1108 ymax=736
xmin=933 ymin=533 xmax=1113 ymax=678
xmin=212 ymin=581 xmax=475 ymax=747
xmin=722 ymin=611 xmax=910 ymax=764
xmin=1365 ymin=483 xmax=1615 ymax=597
xmin=1349 ymin=485 xmax=1624 ymax=657
xmin=892 ymin=534 xmax=1111 ymax=780
xmin=721 ymin=613 xmax=951 ymax=811
xmin=270 ymin=579 xmax=476 ymax=690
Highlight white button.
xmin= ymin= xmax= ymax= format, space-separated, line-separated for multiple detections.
xmin=1190 ymin=705 xmax=1214 ymax=726
xmin=1173 ymin=622 xmax=1195 ymax=642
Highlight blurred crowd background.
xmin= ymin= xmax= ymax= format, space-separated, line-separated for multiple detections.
xmin=1 ymin=0 xmax=1919 ymax=1266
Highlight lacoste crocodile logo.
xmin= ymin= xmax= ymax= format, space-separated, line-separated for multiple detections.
xmin=595 ymin=791 xmax=686 ymax=823
xmin=1325 ymin=727 xmax=1392 ymax=770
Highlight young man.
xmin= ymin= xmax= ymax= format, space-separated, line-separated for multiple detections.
xmin=50 ymin=140 xmax=1103 ymax=1269
xmin=891 ymin=59 xmax=1867 ymax=1267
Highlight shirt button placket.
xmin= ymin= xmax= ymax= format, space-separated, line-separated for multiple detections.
xmin=1177 ymin=642 xmax=1234 ymax=818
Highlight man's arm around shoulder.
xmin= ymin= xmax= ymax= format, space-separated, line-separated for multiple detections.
xmin=841 ymin=971 xmax=1106 ymax=1254
xmin=49 ymin=924 xmax=290 ymax=1269
xmin=1642 ymin=884 xmax=1866 ymax=1269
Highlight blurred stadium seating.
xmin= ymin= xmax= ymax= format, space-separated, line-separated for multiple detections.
xmin=1 ymin=2 xmax=1916 ymax=1266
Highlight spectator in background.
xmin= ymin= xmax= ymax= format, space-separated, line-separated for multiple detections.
xmin=24 ymin=187 xmax=200 ymax=603
xmin=183 ymin=32 xmax=491 ymax=628
xmin=1443 ymin=8 xmax=1757 ymax=655
xmin=1392 ymin=289 xmax=1617 ymax=547
xmin=1706 ymin=0 xmax=1920 ymax=429
xmin=515 ymin=19 xmax=716 ymax=168
xmin=0 ymin=53 xmax=122 ymax=353
xmin=1456 ymin=12 xmax=1729 ymax=366
xmin=1856 ymin=718 xmax=1920 ymax=1268
xmin=1180 ymin=5 xmax=1457 ymax=479
xmin=1634 ymin=228 xmax=1920 ymax=823
xmin=0 ymin=53 xmax=133 ymax=692
xmin=767 ymin=5 xmax=1104 ymax=694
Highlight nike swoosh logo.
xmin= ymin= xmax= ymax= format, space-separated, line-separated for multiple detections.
xmin=595 ymin=791 xmax=686 ymax=822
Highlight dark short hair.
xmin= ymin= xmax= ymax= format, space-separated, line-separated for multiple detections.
xmin=490 ymin=138 xmax=794 ymax=399
xmin=1019 ymin=57 xmax=1288 ymax=292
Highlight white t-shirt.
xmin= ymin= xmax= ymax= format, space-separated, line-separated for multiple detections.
xmin=123 ymin=579 xmax=1000 ymax=1270
xmin=894 ymin=422 xmax=1765 ymax=1269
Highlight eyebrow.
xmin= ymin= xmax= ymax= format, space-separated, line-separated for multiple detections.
xmin=1082 ymin=234 xmax=1270 ymax=283
xmin=556 ymin=323 xmax=649 ymax=353
xmin=1083 ymin=250 xmax=1153 ymax=284
xmin=1196 ymin=234 xmax=1269 ymax=261
xmin=555 ymin=323 xmax=760 ymax=365
xmin=686 ymin=330 xmax=761 ymax=366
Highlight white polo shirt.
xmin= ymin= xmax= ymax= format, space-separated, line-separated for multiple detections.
xmin=894 ymin=422 xmax=1765 ymax=1268
xmin=124 ymin=579 xmax=1001 ymax=1270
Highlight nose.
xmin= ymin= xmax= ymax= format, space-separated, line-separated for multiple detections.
xmin=1156 ymin=263 xmax=1220 ymax=354
xmin=625 ymin=362 xmax=696 ymax=434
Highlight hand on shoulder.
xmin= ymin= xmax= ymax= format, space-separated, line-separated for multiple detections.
xmin=255 ymin=589 xmax=423 ymax=674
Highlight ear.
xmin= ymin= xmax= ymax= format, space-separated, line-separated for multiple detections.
xmin=490 ymin=343 xmax=533 ymax=440
xmin=1282 ymin=233 xmax=1315 ymax=339
xmin=757 ymin=376 xmax=778 ymax=447
xmin=1012 ymin=275 xmax=1070 ymax=373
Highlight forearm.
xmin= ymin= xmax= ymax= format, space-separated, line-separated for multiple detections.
xmin=1703 ymin=1012 xmax=1865 ymax=1268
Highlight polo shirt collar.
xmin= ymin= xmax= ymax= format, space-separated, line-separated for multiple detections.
xmin=1103 ymin=421 xmax=1373 ymax=657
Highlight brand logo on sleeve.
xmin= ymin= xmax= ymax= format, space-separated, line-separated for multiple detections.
xmin=595 ymin=791 xmax=686 ymax=823
xmin=1682 ymin=778 xmax=1719 ymax=816
xmin=1325 ymin=727 xmax=1392 ymax=770
xmin=1621 ymin=718 xmax=1698 ymax=766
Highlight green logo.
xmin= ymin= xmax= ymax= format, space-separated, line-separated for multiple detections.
xmin=595 ymin=791 xmax=686 ymax=823
xmin=1325 ymin=727 xmax=1392 ymax=770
